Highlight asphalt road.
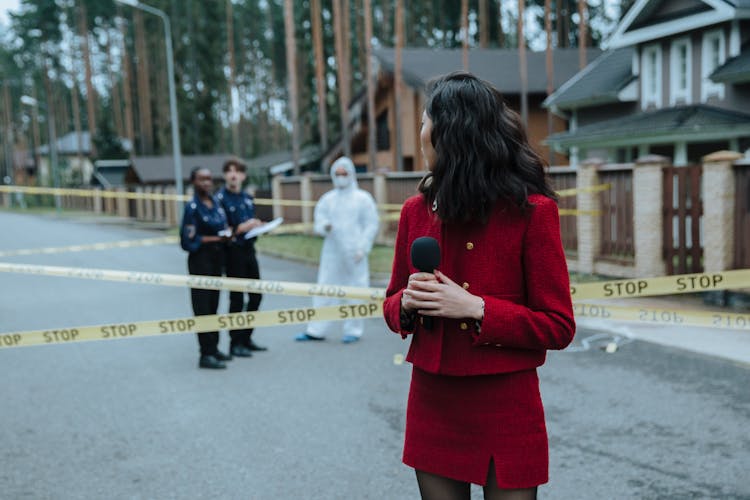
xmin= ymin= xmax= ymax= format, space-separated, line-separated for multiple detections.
xmin=0 ymin=211 xmax=748 ymax=500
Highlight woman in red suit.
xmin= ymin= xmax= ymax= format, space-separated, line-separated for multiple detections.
xmin=383 ymin=72 xmax=575 ymax=500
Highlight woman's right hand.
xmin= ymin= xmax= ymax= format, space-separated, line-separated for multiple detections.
xmin=401 ymin=272 xmax=438 ymax=313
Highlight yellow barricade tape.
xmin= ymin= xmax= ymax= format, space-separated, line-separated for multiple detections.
xmin=3 ymin=261 xmax=748 ymax=302
xmin=0 ymin=185 xmax=403 ymax=211
xmin=1 ymin=184 xmax=600 ymax=215
xmin=0 ymin=236 xmax=179 ymax=258
xmin=0 ymin=302 xmax=383 ymax=349
xmin=556 ymin=183 xmax=612 ymax=197
xmin=0 ymin=262 xmax=386 ymax=301
xmin=559 ymin=209 xmax=601 ymax=216
xmin=2 ymin=299 xmax=747 ymax=350
xmin=574 ymin=302 xmax=750 ymax=331
xmin=0 ymin=184 xmax=192 ymax=202
xmin=570 ymin=270 xmax=750 ymax=300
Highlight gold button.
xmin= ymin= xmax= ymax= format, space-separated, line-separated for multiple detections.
xmin=459 ymin=322 xmax=468 ymax=330
xmin=462 ymin=282 xmax=469 ymax=289
xmin=466 ymin=242 xmax=474 ymax=250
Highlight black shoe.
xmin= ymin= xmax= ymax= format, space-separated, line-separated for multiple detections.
xmin=229 ymin=344 xmax=253 ymax=357
xmin=214 ymin=350 xmax=233 ymax=362
xmin=246 ymin=339 xmax=268 ymax=351
xmin=199 ymin=355 xmax=227 ymax=369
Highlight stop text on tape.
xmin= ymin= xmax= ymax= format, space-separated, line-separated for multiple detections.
xmin=574 ymin=302 xmax=750 ymax=331
xmin=0 ymin=261 xmax=386 ymax=301
xmin=0 ymin=302 xmax=383 ymax=349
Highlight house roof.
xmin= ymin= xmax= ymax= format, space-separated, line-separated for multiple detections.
xmin=130 ymin=154 xmax=234 ymax=184
xmin=545 ymin=104 xmax=750 ymax=148
xmin=710 ymin=47 xmax=750 ymax=83
xmin=38 ymin=131 xmax=133 ymax=155
xmin=606 ymin=0 xmax=750 ymax=49
xmin=130 ymin=147 xmax=322 ymax=183
xmin=543 ymin=48 xmax=636 ymax=109
xmin=247 ymin=145 xmax=321 ymax=175
xmin=373 ymin=47 xmax=602 ymax=95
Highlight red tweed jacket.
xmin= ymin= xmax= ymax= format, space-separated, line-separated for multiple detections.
xmin=383 ymin=193 xmax=575 ymax=376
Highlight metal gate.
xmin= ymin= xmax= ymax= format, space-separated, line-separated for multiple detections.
xmin=662 ymin=164 xmax=703 ymax=275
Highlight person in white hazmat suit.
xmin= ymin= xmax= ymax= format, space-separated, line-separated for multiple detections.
xmin=295 ymin=157 xmax=379 ymax=343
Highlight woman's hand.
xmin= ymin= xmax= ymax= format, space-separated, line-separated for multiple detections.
xmin=401 ymin=270 xmax=483 ymax=320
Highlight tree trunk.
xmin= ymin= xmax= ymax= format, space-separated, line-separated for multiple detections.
xmin=380 ymin=0 xmax=390 ymax=44
xmin=226 ymin=0 xmax=239 ymax=153
xmin=265 ymin=3 xmax=280 ymax=151
xmin=355 ymin=0 xmax=366 ymax=78
xmin=557 ymin=0 xmax=570 ymax=48
xmin=311 ymin=0 xmax=328 ymax=150
xmin=30 ymin=86 xmax=42 ymax=183
xmin=283 ymin=0 xmax=300 ymax=174
xmin=545 ymin=0 xmax=554 ymax=165
xmin=497 ymin=0 xmax=505 ymax=47
xmin=78 ymin=1 xmax=97 ymax=157
xmin=343 ymin=0 xmax=352 ymax=101
xmin=578 ymin=0 xmax=588 ymax=69
xmin=134 ymin=10 xmax=153 ymax=154
xmin=393 ymin=0 xmax=404 ymax=171
xmin=1 ymin=82 xmax=13 ymax=182
xmin=479 ymin=0 xmax=489 ymax=48
xmin=332 ymin=0 xmax=351 ymax=156
xmin=118 ymin=13 xmax=135 ymax=155
xmin=105 ymin=35 xmax=124 ymax=140
xmin=364 ymin=0 xmax=376 ymax=172
xmin=461 ymin=0 xmax=469 ymax=70
xmin=518 ymin=0 xmax=528 ymax=126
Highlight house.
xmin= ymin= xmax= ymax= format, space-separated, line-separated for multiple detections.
xmin=544 ymin=0 xmax=750 ymax=166
xmin=322 ymin=47 xmax=601 ymax=171
xmin=32 ymin=131 xmax=132 ymax=185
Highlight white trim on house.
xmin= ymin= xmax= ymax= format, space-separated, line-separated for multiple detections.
xmin=641 ymin=43 xmax=663 ymax=110
xmin=670 ymin=37 xmax=692 ymax=106
xmin=701 ymin=28 xmax=726 ymax=102
xmin=604 ymin=0 xmax=740 ymax=49
xmin=730 ymin=20 xmax=740 ymax=57
xmin=618 ymin=79 xmax=638 ymax=101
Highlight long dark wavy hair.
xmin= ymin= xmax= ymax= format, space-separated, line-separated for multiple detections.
xmin=418 ymin=72 xmax=555 ymax=223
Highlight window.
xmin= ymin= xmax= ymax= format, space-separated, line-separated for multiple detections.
xmin=670 ymin=37 xmax=692 ymax=105
xmin=701 ymin=28 xmax=726 ymax=101
xmin=641 ymin=43 xmax=662 ymax=109
xmin=376 ymin=111 xmax=390 ymax=151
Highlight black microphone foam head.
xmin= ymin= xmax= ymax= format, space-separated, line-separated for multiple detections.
xmin=411 ymin=236 xmax=441 ymax=272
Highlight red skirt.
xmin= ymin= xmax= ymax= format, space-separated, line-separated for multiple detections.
xmin=403 ymin=367 xmax=548 ymax=488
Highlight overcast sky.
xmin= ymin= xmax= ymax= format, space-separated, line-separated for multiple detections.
xmin=0 ymin=0 xmax=19 ymax=25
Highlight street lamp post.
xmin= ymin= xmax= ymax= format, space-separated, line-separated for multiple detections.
xmin=21 ymin=95 xmax=61 ymax=214
xmin=116 ymin=0 xmax=184 ymax=215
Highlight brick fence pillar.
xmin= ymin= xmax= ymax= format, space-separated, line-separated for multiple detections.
xmin=576 ymin=158 xmax=604 ymax=274
xmin=374 ymin=172 xmax=387 ymax=243
xmin=702 ymin=150 xmax=742 ymax=273
xmin=300 ymin=174 xmax=313 ymax=227
xmin=634 ymin=155 xmax=670 ymax=277
xmin=271 ymin=175 xmax=283 ymax=220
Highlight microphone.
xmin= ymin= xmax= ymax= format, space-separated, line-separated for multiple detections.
xmin=410 ymin=237 xmax=441 ymax=329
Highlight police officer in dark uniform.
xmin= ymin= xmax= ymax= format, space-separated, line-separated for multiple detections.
xmin=181 ymin=166 xmax=233 ymax=369
xmin=217 ymin=158 xmax=268 ymax=357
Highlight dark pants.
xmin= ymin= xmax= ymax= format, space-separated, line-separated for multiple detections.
xmin=188 ymin=243 xmax=224 ymax=356
xmin=225 ymin=243 xmax=263 ymax=347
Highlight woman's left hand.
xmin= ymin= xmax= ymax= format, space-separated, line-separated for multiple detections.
xmin=406 ymin=270 xmax=484 ymax=320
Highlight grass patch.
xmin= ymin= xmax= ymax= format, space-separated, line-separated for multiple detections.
xmin=256 ymin=234 xmax=395 ymax=276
